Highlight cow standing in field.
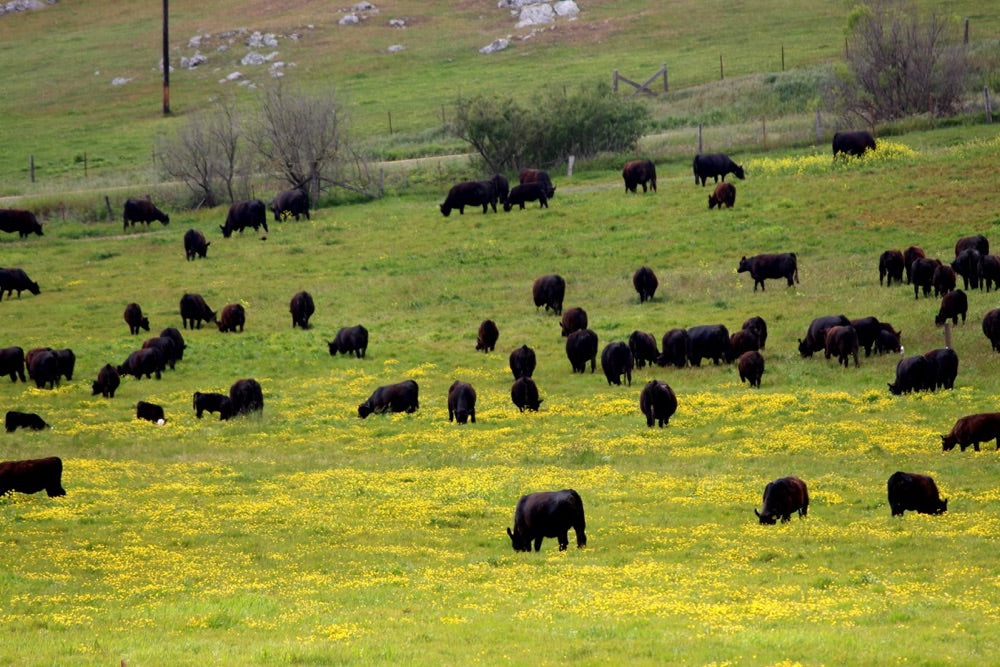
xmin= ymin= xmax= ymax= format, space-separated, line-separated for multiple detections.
xmin=657 ymin=328 xmax=689 ymax=368
xmin=887 ymin=472 xmax=947 ymax=516
xmin=708 ymin=182 xmax=736 ymax=209
xmin=518 ymin=168 xmax=555 ymax=198
xmin=910 ymin=257 xmax=940 ymax=298
xmin=932 ymin=264 xmax=956 ymax=296
xmin=687 ymin=324 xmax=730 ymax=366
xmin=601 ymin=341 xmax=633 ymax=386
xmin=639 ymin=379 xmax=677 ymax=427
xmin=951 ymin=248 xmax=981 ymax=291
xmin=123 ymin=302 xmax=149 ymax=335
xmin=887 ymin=355 xmax=935 ymax=395
xmin=27 ymin=348 xmax=59 ymax=388
xmin=622 ymin=159 xmax=657 ymax=193
xmin=229 ymin=378 xmax=264 ymax=416
xmin=737 ymin=351 xmax=765 ymax=388
xmin=874 ymin=327 xmax=904 ymax=355
xmin=508 ymin=344 xmax=537 ymax=379
xmin=0 ymin=346 xmax=26 ymax=382
xmin=565 ymin=328 xmax=598 ymax=373
xmin=824 ymin=325 xmax=859 ymax=368
xmin=503 ymin=183 xmax=549 ymax=211
xmin=123 ymin=199 xmax=169 ymax=231
xmin=184 ymin=229 xmax=210 ymax=260
xmin=142 ymin=335 xmax=180 ymax=370
xmin=980 ymin=254 xmax=1000 ymax=291
xmin=693 ymin=153 xmax=745 ymax=186
xmin=440 ymin=181 xmax=495 ymax=216
xmin=447 ymin=381 xmax=477 ymax=425
xmin=955 ymin=234 xmax=989 ymax=257
xmin=0 ymin=209 xmax=43 ymax=238
xmin=5 ymin=411 xmax=49 ymax=432
xmin=924 ymin=348 xmax=958 ymax=390
xmin=532 ymin=274 xmax=565 ymax=315
xmin=220 ymin=199 xmax=268 ymax=237
xmin=160 ymin=327 xmax=186 ymax=361
xmin=742 ymin=316 xmax=768 ymax=350
xmin=180 ymin=293 xmax=216 ymax=329
xmin=54 ymin=348 xmax=75 ymax=382
xmin=628 ymin=330 xmax=659 ymax=369
xmin=117 ymin=348 xmax=164 ymax=380
xmin=476 ymin=319 xmax=499 ymax=353
xmin=738 ymin=253 xmax=798 ymax=292
xmin=798 ymin=315 xmax=850 ymax=357
xmin=728 ymin=329 xmax=759 ymax=361
xmin=632 ymin=266 xmax=658 ymax=303
xmin=328 ymin=325 xmax=368 ymax=358
xmin=290 ymin=291 xmax=315 ymax=329
xmin=560 ymin=307 xmax=588 ymax=337
xmin=270 ymin=189 xmax=310 ymax=221
xmin=902 ymin=246 xmax=926 ymax=284
xmin=507 ymin=489 xmax=586 ymax=552
xmin=216 ymin=303 xmax=246 ymax=333
xmin=91 ymin=364 xmax=120 ymax=398
xmin=755 ymin=476 xmax=809 ymax=524
xmin=193 ymin=391 xmax=232 ymax=420
xmin=0 ymin=268 xmax=40 ymax=300
xmin=934 ymin=290 xmax=967 ymax=326
xmin=878 ymin=249 xmax=905 ymax=286
xmin=849 ymin=317 xmax=882 ymax=357
xmin=0 ymin=457 xmax=65 ymax=497
xmin=510 ymin=376 xmax=542 ymax=412
xmin=983 ymin=309 xmax=1000 ymax=351
xmin=358 ymin=380 xmax=418 ymax=418
xmin=941 ymin=412 xmax=1000 ymax=451
xmin=832 ymin=130 xmax=876 ymax=157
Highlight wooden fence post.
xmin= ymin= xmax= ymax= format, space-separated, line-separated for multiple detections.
xmin=964 ymin=17 xmax=970 ymax=44
xmin=663 ymin=63 xmax=668 ymax=92
xmin=986 ymin=87 xmax=993 ymax=123
xmin=84 ymin=152 xmax=88 ymax=178
xmin=387 ymin=111 xmax=393 ymax=135
xmin=567 ymin=155 xmax=575 ymax=178
xmin=104 ymin=196 xmax=113 ymax=221
xmin=719 ymin=54 xmax=724 ymax=80
xmin=697 ymin=123 xmax=703 ymax=154
xmin=761 ymin=117 xmax=767 ymax=150
xmin=29 ymin=154 xmax=35 ymax=183
xmin=613 ymin=69 xmax=619 ymax=93
xmin=815 ymin=110 xmax=823 ymax=145
xmin=781 ymin=45 xmax=785 ymax=71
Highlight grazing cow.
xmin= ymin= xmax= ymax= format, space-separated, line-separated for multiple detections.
xmin=5 ymin=411 xmax=49 ymax=432
xmin=123 ymin=199 xmax=169 ymax=231
xmin=923 ymin=348 xmax=958 ymax=390
xmin=565 ymin=328 xmax=598 ymax=373
xmin=220 ymin=199 xmax=268 ymax=237
xmin=0 ymin=346 xmax=26 ymax=382
xmin=941 ymin=412 xmax=1000 ymax=451
xmin=955 ymin=234 xmax=989 ymax=257
xmin=117 ymin=348 xmax=164 ymax=380
xmin=54 ymin=348 xmax=75 ymax=381
xmin=508 ymin=344 xmax=537 ymax=380
xmin=440 ymin=181 xmax=495 ymax=217
xmin=951 ymin=248 xmax=981 ymax=290
xmin=755 ymin=476 xmax=809 ymax=524
xmin=136 ymin=401 xmax=165 ymax=423
xmin=874 ymin=328 xmax=904 ymax=355
xmin=878 ymin=249 xmax=905 ymax=286
xmin=0 ymin=457 xmax=65 ymax=497
xmin=123 ymin=302 xmax=149 ymax=335
xmin=0 ymin=268 xmax=40 ymax=301
xmin=903 ymin=245 xmax=926 ymax=284
xmin=357 ymin=379 xmax=418 ymax=418
xmin=601 ymin=341 xmax=634 ymax=386
xmin=270 ymin=189 xmax=310 ymax=221
xmin=742 ymin=316 xmax=768 ymax=350
xmin=510 ymin=376 xmax=542 ymax=412
xmin=737 ymin=253 xmax=798 ymax=292
xmin=559 ymin=307 xmax=588 ymax=337
xmin=687 ymin=324 xmax=731 ymax=366
xmin=532 ymin=274 xmax=565 ymax=315
xmin=216 ymin=303 xmax=246 ymax=333
xmin=737 ymin=350 xmax=765 ymax=388
xmin=447 ymin=381 xmax=477 ymax=424
xmin=27 ymin=348 xmax=59 ymax=389
xmin=798 ymin=315 xmax=851 ymax=357
xmin=507 ymin=489 xmax=585 ymax=552
xmin=979 ymin=254 xmax=1000 ymax=292
xmin=832 ymin=130 xmax=876 ymax=157
xmin=504 ymin=183 xmax=550 ymax=212
xmin=159 ymin=327 xmax=186 ymax=361
xmin=628 ymin=330 xmax=659 ymax=369
xmin=229 ymin=378 xmax=265 ymax=416
xmin=193 ymin=391 xmax=232 ymax=420
xmin=328 ymin=325 xmax=369 ymax=358
xmin=728 ymin=329 xmax=760 ymax=361
xmin=142 ymin=335 xmax=180 ymax=370
xmin=708 ymin=182 xmax=736 ymax=209
xmin=692 ymin=153 xmax=745 ymax=186
xmin=935 ymin=290 xmax=967 ymax=326
xmin=982 ymin=309 xmax=1000 ymax=352
xmin=824 ymin=325 xmax=859 ymax=368
xmin=887 ymin=472 xmax=947 ymax=517
xmin=183 ymin=228 xmax=210 ymax=260
xmin=910 ymin=257 xmax=940 ymax=298
xmin=476 ymin=319 xmax=499 ymax=353
xmin=639 ymin=379 xmax=677 ymax=427
xmin=179 ymin=293 xmax=216 ymax=329
xmin=0 ymin=209 xmax=43 ymax=238
xmin=849 ymin=317 xmax=883 ymax=357
xmin=888 ymin=355 xmax=935 ymax=395
xmin=290 ymin=291 xmax=315 ymax=329
xmin=91 ymin=364 xmax=120 ymax=398
xmin=932 ymin=264 xmax=957 ymax=296
xmin=657 ymin=328 xmax=689 ymax=368
xmin=518 ymin=168 xmax=556 ymax=198
xmin=486 ymin=173 xmax=510 ymax=208
xmin=622 ymin=159 xmax=657 ymax=193
xmin=632 ymin=266 xmax=658 ymax=303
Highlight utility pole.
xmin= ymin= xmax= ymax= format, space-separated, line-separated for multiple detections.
xmin=162 ymin=0 xmax=170 ymax=115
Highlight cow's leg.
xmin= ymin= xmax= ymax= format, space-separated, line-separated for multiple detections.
xmin=558 ymin=532 xmax=569 ymax=551
xmin=534 ymin=537 xmax=543 ymax=552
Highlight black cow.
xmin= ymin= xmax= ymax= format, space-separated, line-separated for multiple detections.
xmin=216 ymin=303 xmax=246 ymax=333
xmin=27 ymin=348 xmax=60 ymax=389
xmin=728 ymin=329 xmax=759 ymax=361
xmin=798 ymin=315 xmax=850 ymax=357
xmin=737 ymin=350 xmax=765 ymax=388
xmin=509 ymin=344 xmax=537 ymax=380
xmin=849 ymin=316 xmax=882 ymax=357
xmin=328 ymin=325 xmax=368 ymax=358
xmin=0 ymin=457 xmax=65 ymax=497
xmin=980 ymin=254 xmax=1000 ymax=292
xmin=510 ymin=376 xmax=542 ymax=412
xmin=923 ymin=348 xmax=958 ymax=390
xmin=0 ymin=346 xmax=26 ymax=382
xmin=639 ymin=379 xmax=677 ymax=427
xmin=935 ymin=289 xmax=967 ymax=326
xmin=229 ymin=378 xmax=264 ymax=416
xmin=887 ymin=472 xmax=947 ymax=516
xmin=565 ymin=328 xmax=598 ymax=373
xmin=878 ymin=249 xmax=905 ymax=286
xmin=159 ymin=327 xmax=186 ymax=361
xmin=180 ymin=293 xmax=216 ymax=329
xmin=708 ymin=182 xmax=736 ymax=209
xmin=951 ymin=248 xmax=981 ymax=290
xmin=271 ymin=189 xmax=310 ymax=221
xmin=692 ymin=153 xmax=745 ymax=186
xmin=503 ymin=183 xmax=549 ymax=211
xmin=91 ymin=364 xmax=120 ymax=398
xmin=0 ymin=268 xmax=40 ymax=301
xmin=118 ymin=348 xmax=164 ymax=380
xmin=622 ymin=159 xmax=657 ymax=193
xmin=54 ymin=348 xmax=75 ymax=381
xmin=824 ymin=325 xmax=859 ymax=368
xmin=656 ymin=328 xmax=689 ymax=368
xmin=632 ymin=266 xmax=658 ymax=303
xmin=910 ymin=257 xmax=940 ymax=299
xmin=888 ymin=355 xmax=935 ymax=395
xmin=518 ymin=168 xmax=556 ymax=198
xmin=487 ymin=173 xmax=509 ymax=208
xmin=932 ymin=263 xmax=956 ymax=296
xmin=832 ymin=130 xmax=876 ymax=157
xmin=358 ymin=379 xmax=418 ymax=418
xmin=0 ymin=209 xmax=43 ymax=237
xmin=755 ymin=476 xmax=809 ymax=524
xmin=874 ymin=328 xmax=904 ymax=355
xmin=628 ymin=330 xmax=659 ymax=369
xmin=983 ymin=309 xmax=1000 ymax=352
xmin=136 ymin=401 xmax=165 ymax=423
xmin=532 ymin=274 xmax=565 ymax=315
xmin=142 ymin=335 xmax=180 ymax=370
xmin=737 ymin=253 xmax=798 ymax=292
xmin=955 ymin=234 xmax=989 ymax=257
xmin=903 ymin=245 xmax=926 ymax=284
xmin=507 ymin=489 xmax=585 ymax=552
xmin=559 ymin=307 xmax=587 ymax=337
xmin=742 ymin=316 xmax=768 ymax=350
xmin=601 ymin=341 xmax=633 ymax=386
xmin=476 ymin=319 xmax=499 ymax=353
xmin=124 ymin=302 xmax=149 ymax=335
xmin=287 ymin=291 xmax=314 ymax=329
xmin=123 ymin=199 xmax=169 ymax=231
xmin=193 ymin=391 xmax=232 ymax=420
xmin=941 ymin=412 xmax=1000 ymax=451
xmin=447 ymin=381 xmax=477 ymax=425
xmin=184 ymin=229 xmax=210 ymax=260
xmin=220 ymin=199 xmax=268 ymax=237
xmin=5 ymin=411 xmax=49 ymax=432
xmin=687 ymin=324 xmax=730 ymax=366
xmin=440 ymin=181 xmax=494 ymax=217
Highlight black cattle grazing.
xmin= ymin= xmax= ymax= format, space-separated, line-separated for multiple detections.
xmin=0 ymin=346 xmax=26 ymax=382
xmin=628 ymin=330 xmax=659 ymax=369
xmin=27 ymin=348 xmax=59 ymax=389
xmin=849 ymin=317 xmax=883 ymax=357
xmin=193 ymin=391 xmax=232 ymax=420
xmin=507 ymin=489 xmax=585 ymax=552
xmin=54 ymin=348 xmax=75 ymax=381
xmin=136 ymin=401 xmax=165 ymax=423
xmin=955 ymin=234 xmax=989 ymax=257
xmin=220 ymin=199 xmax=268 ymax=237
xmin=503 ymin=183 xmax=549 ymax=212
xmin=230 ymin=378 xmax=265 ymax=417
xmin=179 ymin=293 xmax=216 ymax=329
xmin=874 ymin=328 xmax=904 ymax=355
xmin=655 ymin=328 xmax=689 ymax=368
xmin=941 ymin=412 xmax=1000 ymax=451
xmin=878 ymin=249 xmax=905 ymax=286
xmin=123 ymin=302 xmax=149 ymax=335
xmin=755 ymin=476 xmax=809 ymax=524
xmin=0 ymin=457 xmax=65 ymax=497
xmin=91 ymin=364 xmax=120 ymax=398
xmin=687 ymin=324 xmax=731 ymax=367
xmin=532 ymin=274 xmax=565 ymax=315
xmin=737 ymin=350 xmax=765 ymax=388
xmin=5 ymin=411 xmax=49 ymax=432
xmin=476 ymin=319 xmax=499 ymax=353
xmin=798 ymin=315 xmax=851 ymax=357
xmin=270 ymin=188 xmax=310 ymax=221
xmin=216 ymin=303 xmax=246 ymax=333
xmin=0 ymin=267 xmax=40 ymax=301
xmin=142 ymin=335 xmax=180 ymax=370
xmin=487 ymin=173 xmax=509 ymax=207
xmin=510 ymin=376 xmax=542 ymax=412
xmin=951 ymin=248 xmax=981 ymax=290
xmin=888 ymin=355 xmax=935 ymax=395
xmin=639 ymin=379 xmax=677 ymax=427
xmin=183 ymin=228 xmax=210 ymax=261
xmin=123 ymin=199 xmax=169 ymax=231
xmin=910 ymin=257 xmax=940 ymax=299
xmin=903 ymin=245 xmax=926 ymax=284
xmin=728 ymin=329 xmax=759 ymax=361
xmin=509 ymin=344 xmax=537 ymax=380
xmin=737 ymin=253 xmax=798 ymax=292
xmin=518 ymin=168 xmax=556 ymax=198
xmin=924 ymin=348 xmax=958 ymax=390
xmin=692 ymin=153 xmax=745 ymax=186
xmin=440 ymin=181 xmax=494 ymax=217
xmin=358 ymin=379 xmax=417 ymax=418
xmin=117 ymin=348 xmax=164 ymax=380
xmin=935 ymin=290 xmax=967 ymax=326
xmin=622 ymin=159 xmax=657 ymax=193
xmin=601 ymin=341 xmax=634 ymax=386
xmin=980 ymin=254 xmax=1000 ymax=292
xmin=742 ymin=316 xmax=768 ymax=350
xmin=289 ymin=291 xmax=315 ymax=330
xmin=932 ymin=263 xmax=956 ymax=296
xmin=832 ymin=130 xmax=876 ymax=157
xmin=824 ymin=325 xmax=859 ymax=368
xmin=708 ymin=181 xmax=736 ymax=209
xmin=887 ymin=472 xmax=947 ymax=517
xmin=0 ymin=209 xmax=43 ymax=238
xmin=565 ymin=328 xmax=598 ymax=373
xmin=447 ymin=381 xmax=477 ymax=425
xmin=632 ymin=266 xmax=658 ymax=303
xmin=559 ymin=307 xmax=588 ymax=337
xmin=159 ymin=327 xmax=186 ymax=361
xmin=982 ymin=309 xmax=1000 ymax=352
xmin=328 ymin=325 xmax=369 ymax=358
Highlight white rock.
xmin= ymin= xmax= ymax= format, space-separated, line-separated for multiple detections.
xmin=352 ymin=1 xmax=376 ymax=10
xmin=389 ymin=18 xmax=406 ymax=28
xmin=479 ymin=38 xmax=510 ymax=54
xmin=553 ymin=1 xmax=579 ymax=17
xmin=111 ymin=77 xmax=132 ymax=87
xmin=181 ymin=53 xmax=207 ymax=69
xmin=221 ymin=71 xmax=244 ymax=83
xmin=339 ymin=14 xmax=359 ymax=25
xmin=387 ymin=44 xmax=405 ymax=53
xmin=516 ymin=3 xmax=555 ymax=28
xmin=498 ymin=0 xmax=546 ymax=8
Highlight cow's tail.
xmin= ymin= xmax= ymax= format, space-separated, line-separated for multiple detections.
xmin=569 ymin=488 xmax=586 ymax=529
xmin=792 ymin=252 xmax=800 ymax=284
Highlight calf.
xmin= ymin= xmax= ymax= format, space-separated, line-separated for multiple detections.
xmin=941 ymin=413 xmax=1000 ymax=451
xmin=136 ymin=401 xmax=165 ymax=424
xmin=510 ymin=376 xmax=542 ymax=412
xmin=328 ymin=325 xmax=368 ymax=358
xmin=0 ymin=457 xmax=65 ymax=497
xmin=910 ymin=257 xmax=939 ymax=299
xmin=656 ymin=328 xmax=689 ymax=368
xmin=708 ymin=182 xmax=736 ymax=209
xmin=887 ymin=355 xmax=934 ymax=395
xmin=440 ymin=181 xmax=494 ymax=217
xmin=887 ymin=472 xmax=947 ymax=517
xmin=476 ymin=319 xmax=499 ymax=353
xmin=932 ymin=263 xmax=956 ymax=296
xmin=0 ymin=209 xmax=43 ymax=238
xmin=737 ymin=253 xmax=798 ymax=291
xmin=216 ymin=303 xmax=246 ymax=333
xmin=980 ymin=254 xmax=1000 ymax=292
xmin=639 ymin=379 xmax=677 ymax=427
xmin=358 ymin=379 xmax=418 ymax=418
xmin=503 ymin=183 xmax=549 ymax=211
xmin=193 ymin=391 xmax=232 ymax=420
xmin=798 ymin=315 xmax=850 ymax=357
xmin=123 ymin=198 xmax=169 ymax=231
xmin=447 ymin=381 xmax=477 ymax=424
xmin=509 ymin=344 xmax=536 ymax=380
xmin=117 ymin=348 xmax=164 ymax=380
xmin=5 ymin=411 xmax=49 ymax=432
xmin=183 ymin=228 xmax=210 ymax=260
xmin=874 ymin=328 xmax=904 ymax=355
xmin=559 ymin=307 xmax=588 ymax=337
xmin=270 ymin=188 xmax=310 ymax=221
xmin=622 ymin=159 xmax=657 ymax=193
xmin=290 ymin=291 xmax=315 ymax=329
xmin=632 ymin=266 xmax=658 ymax=303
xmin=518 ymin=168 xmax=555 ymax=198
xmin=229 ymin=378 xmax=264 ymax=416
xmin=179 ymin=293 xmax=216 ymax=329
xmin=824 ymin=325 xmax=859 ymax=368
xmin=600 ymin=341 xmax=633 ymax=386
xmin=832 ymin=130 xmax=876 ymax=157
xmin=934 ymin=289 xmax=967 ymax=326
xmin=924 ymin=348 xmax=958 ymax=390
xmin=737 ymin=350 xmax=765 ymax=388
xmin=0 ymin=346 xmax=26 ymax=382
xmin=728 ymin=329 xmax=759 ymax=361
xmin=91 ymin=364 xmax=120 ymax=398
xmin=693 ymin=153 xmax=745 ymax=186
xmin=123 ymin=302 xmax=150 ymax=335
xmin=565 ymin=328 xmax=598 ymax=373
xmin=755 ymin=476 xmax=809 ymax=524
xmin=0 ymin=267 xmax=41 ymax=300
xmin=878 ymin=249 xmax=905 ymax=286
xmin=532 ymin=274 xmax=565 ymax=315
xmin=507 ymin=489 xmax=585 ymax=552
xmin=628 ymin=330 xmax=659 ymax=369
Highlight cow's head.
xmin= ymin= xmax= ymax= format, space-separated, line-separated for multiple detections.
xmin=733 ymin=165 xmax=746 ymax=180
xmin=91 ymin=381 xmax=102 ymax=396
xmin=754 ymin=508 xmax=777 ymax=525
xmin=888 ymin=382 xmax=902 ymax=396
xmin=220 ymin=224 xmax=232 ymax=238
xmin=439 ymin=204 xmax=452 ymax=218
xmin=737 ymin=257 xmax=750 ymax=273
xmin=327 ymin=341 xmax=340 ymax=356
xmin=941 ymin=434 xmax=958 ymax=451
xmin=506 ymin=526 xmax=531 ymax=552
xmin=797 ymin=338 xmax=812 ymax=358
xmin=357 ymin=402 xmax=373 ymax=419
xmin=140 ymin=317 xmax=150 ymax=332
xmin=934 ymin=498 xmax=948 ymax=514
